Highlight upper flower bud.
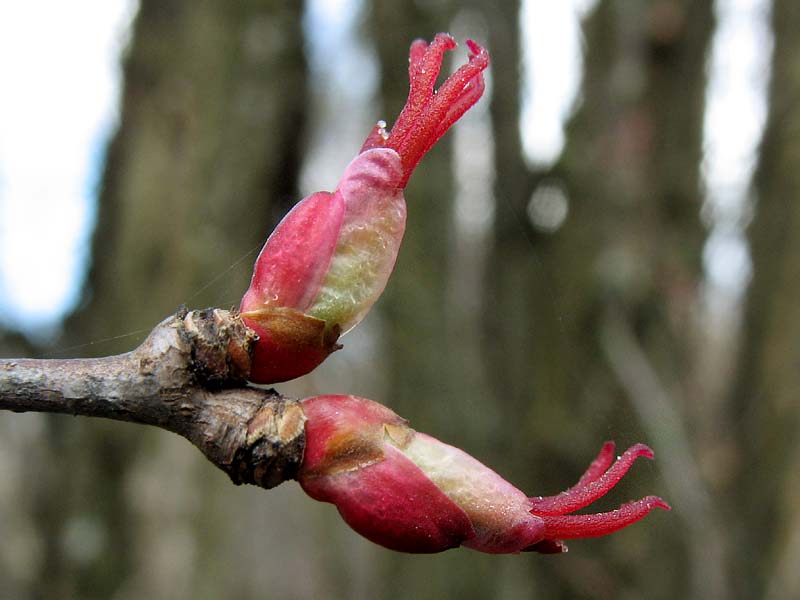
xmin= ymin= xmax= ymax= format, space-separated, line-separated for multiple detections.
xmin=298 ymin=395 xmax=670 ymax=554
xmin=241 ymin=35 xmax=489 ymax=383
xmin=240 ymin=149 xmax=406 ymax=383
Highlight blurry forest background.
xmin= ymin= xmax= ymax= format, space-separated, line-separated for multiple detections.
xmin=0 ymin=0 xmax=798 ymax=598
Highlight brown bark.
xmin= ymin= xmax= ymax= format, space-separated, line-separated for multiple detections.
xmin=730 ymin=2 xmax=800 ymax=598
xmin=1 ymin=309 xmax=305 ymax=491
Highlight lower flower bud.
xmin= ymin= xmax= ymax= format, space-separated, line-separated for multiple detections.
xmin=298 ymin=395 xmax=670 ymax=554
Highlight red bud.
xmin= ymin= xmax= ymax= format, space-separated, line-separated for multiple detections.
xmin=241 ymin=35 xmax=489 ymax=383
xmin=298 ymin=395 xmax=670 ymax=554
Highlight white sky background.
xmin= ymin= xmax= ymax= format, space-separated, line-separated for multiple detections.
xmin=0 ymin=0 xmax=769 ymax=337
xmin=0 ymin=1 xmax=135 ymax=334
xmin=703 ymin=0 xmax=770 ymax=298
xmin=521 ymin=0 xmax=598 ymax=163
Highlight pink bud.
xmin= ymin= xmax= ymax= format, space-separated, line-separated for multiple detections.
xmin=241 ymin=35 xmax=489 ymax=383
xmin=299 ymin=395 xmax=670 ymax=554
xmin=240 ymin=149 xmax=405 ymax=383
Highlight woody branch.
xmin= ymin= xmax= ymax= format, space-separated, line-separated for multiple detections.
xmin=0 ymin=307 xmax=306 ymax=490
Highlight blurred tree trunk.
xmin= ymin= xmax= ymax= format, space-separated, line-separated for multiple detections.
xmin=15 ymin=1 xmax=309 ymax=598
xmin=731 ymin=2 xmax=800 ymax=598
xmin=369 ymin=1 xmax=459 ymax=430
xmin=0 ymin=333 xmax=38 ymax=599
xmin=483 ymin=0 xmax=718 ymax=598
xmin=366 ymin=2 xmax=510 ymax=598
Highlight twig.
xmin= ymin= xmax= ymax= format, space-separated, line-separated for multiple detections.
xmin=0 ymin=308 xmax=306 ymax=490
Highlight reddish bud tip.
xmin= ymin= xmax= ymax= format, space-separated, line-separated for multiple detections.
xmin=362 ymin=34 xmax=490 ymax=186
